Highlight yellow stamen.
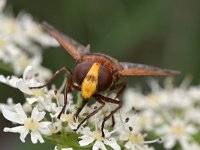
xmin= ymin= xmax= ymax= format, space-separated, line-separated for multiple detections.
xmin=81 ymin=63 xmax=101 ymax=99
xmin=0 ymin=37 xmax=6 ymax=48
xmin=93 ymin=130 xmax=104 ymax=141
xmin=171 ymin=123 xmax=185 ymax=138
xmin=60 ymin=114 xmax=75 ymax=124
xmin=148 ymin=94 xmax=160 ymax=106
xmin=6 ymin=19 xmax=17 ymax=34
xmin=24 ymin=118 xmax=39 ymax=131
xmin=128 ymin=133 xmax=144 ymax=145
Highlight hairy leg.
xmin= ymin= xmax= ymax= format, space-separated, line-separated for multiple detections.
xmin=30 ymin=66 xmax=73 ymax=89
xmin=95 ymin=94 xmax=122 ymax=137
xmin=74 ymin=96 xmax=105 ymax=131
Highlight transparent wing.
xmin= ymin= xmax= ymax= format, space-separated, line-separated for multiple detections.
xmin=118 ymin=62 xmax=180 ymax=77
xmin=42 ymin=22 xmax=90 ymax=60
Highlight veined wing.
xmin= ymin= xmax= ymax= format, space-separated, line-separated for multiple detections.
xmin=118 ymin=62 xmax=180 ymax=77
xmin=42 ymin=22 xmax=90 ymax=60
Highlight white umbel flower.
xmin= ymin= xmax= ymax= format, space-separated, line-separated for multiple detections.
xmin=156 ymin=119 xmax=197 ymax=149
xmin=2 ymin=103 xmax=52 ymax=143
xmin=19 ymin=13 xmax=59 ymax=47
xmin=79 ymin=127 xmax=121 ymax=150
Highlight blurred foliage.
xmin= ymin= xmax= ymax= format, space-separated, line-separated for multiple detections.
xmin=1 ymin=0 xmax=200 ymax=149
xmin=8 ymin=0 xmax=200 ymax=84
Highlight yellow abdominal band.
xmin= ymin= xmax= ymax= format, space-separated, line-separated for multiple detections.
xmin=81 ymin=63 xmax=101 ymax=99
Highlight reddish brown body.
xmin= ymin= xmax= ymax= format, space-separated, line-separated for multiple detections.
xmin=31 ymin=22 xmax=180 ymax=137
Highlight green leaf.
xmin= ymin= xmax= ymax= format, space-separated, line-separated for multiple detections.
xmin=44 ymin=132 xmax=93 ymax=149
xmin=0 ymin=62 xmax=14 ymax=73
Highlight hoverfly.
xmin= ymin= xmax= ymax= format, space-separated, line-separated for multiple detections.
xmin=31 ymin=22 xmax=179 ymax=137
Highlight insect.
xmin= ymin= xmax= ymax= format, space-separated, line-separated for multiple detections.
xmin=31 ymin=22 xmax=180 ymax=137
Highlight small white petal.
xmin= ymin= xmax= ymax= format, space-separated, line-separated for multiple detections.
xmin=38 ymin=121 xmax=52 ymax=136
xmin=20 ymin=128 xmax=29 ymax=143
xmin=16 ymin=79 xmax=33 ymax=95
xmin=0 ymin=75 xmax=18 ymax=88
xmin=62 ymin=148 xmax=73 ymax=150
xmin=79 ymin=135 xmax=95 ymax=146
xmin=2 ymin=106 xmax=22 ymax=124
xmin=31 ymin=106 xmax=45 ymax=121
xmin=186 ymin=125 xmax=197 ymax=134
xmin=4 ymin=126 xmax=28 ymax=143
xmin=2 ymin=104 xmax=27 ymax=124
xmin=93 ymin=141 xmax=107 ymax=150
xmin=124 ymin=141 xmax=133 ymax=149
xmin=164 ymin=138 xmax=176 ymax=149
xmin=68 ymin=123 xmax=79 ymax=130
xmin=80 ymin=127 xmax=93 ymax=136
xmin=0 ymin=75 xmax=6 ymax=83
xmin=104 ymin=138 xmax=121 ymax=150
xmin=23 ymin=66 xmax=32 ymax=80
xmin=14 ymin=104 xmax=27 ymax=121
xmin=4 ymin=126 xmax=25 ymax=133
xmin=31 ymin=131 xmax=44 ymax=144
xmin=26 ymin=97 xmax=38 ymax=104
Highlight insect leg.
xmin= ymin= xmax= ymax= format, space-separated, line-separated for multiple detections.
xmin=96 ymin=94 xmax=122 ymax=137
xmin=74 ymin=96 xmax=105 ymax=131
xmin=74 ymin=100 xmax=88 ymax=119
xmin=57 ymin=82 xmax=81 ymax=119
xmin=109 ymin=82 xmax=126 ymax=127
xmin=109 ymin=82 xmax=127 ymax=98
xmin=30 ymin=66 xmax=73 ymax=89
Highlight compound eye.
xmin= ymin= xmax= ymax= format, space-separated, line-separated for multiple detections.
xmin=98 ymin=66 xmax=112 ymax=91
xmin=74 ymin=62 xmax=93 ymax=85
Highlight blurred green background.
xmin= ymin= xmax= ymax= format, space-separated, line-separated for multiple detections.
xmin=0 ymin=0 xmax=200 ymax=149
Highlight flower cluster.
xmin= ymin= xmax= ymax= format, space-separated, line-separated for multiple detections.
xmin=1 ymin=65 xmax=200 ymax=150
xmin=0 ymin=0 xmax=58 ymax=75
xmin=122 ymin=79 xmax=200 ymax=149
xmin=0 ymin=66 xmax=159 ymax=150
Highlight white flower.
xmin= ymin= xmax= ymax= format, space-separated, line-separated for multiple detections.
xmin=122 ymin=88 xmax=145 ymax=111
xmin=0 ymin=65 xmax=50 ymax=92
xmin=48 ymin=120 xmax=62 ymax=134
xmin=144 ymin=93 xmax=166 ymax=109
xmin=0 ymin=0 xmax=6 ymax=11
xmin=123 ymin=133 xmax=144 ymax=150
xmin=0 ymin=74 xmax=19 ymax=88
xmin=19 ymin=13 xmax=59 ymax=47
xmin=79 ymin=127 xmax=121 ymax=150
xmin=58 ymin=98 xmax=79 ymax=130
xmin=115 ymin=114 xmax=160 ymax=150
xmin=156 ymin=119 xmax=197 ymax=149
xmin=182 ymin=142 xmax=200 ymax=150
xmin=16 ymin=66 xmax=47 ymax=95
xmin=121 ymin=130 xmax=160 ymax=150
xmin=54 ymin=146 xmax=73 ymax=150
xmin=60 ymin=113 xmax=79 ymax=130
xmin=2 ymin=103 xmax=52 ymax=143
xmin=186 ymin=108 xmax=200 ymax=125
xmin=0 ymin=35 xmax=14 ymax=63
xmin=134 ymin=110 xmax=158 ymax=131
xmin=188 ymin=86 xmax=200 ymax=101
xmin=0 ymin=3 xmax=58 ymax=75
